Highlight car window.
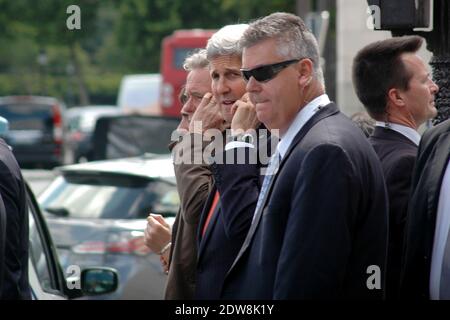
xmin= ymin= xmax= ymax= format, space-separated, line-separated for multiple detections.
xmin=28 ymin=206 xmax=57 ymax=293
xmin=40 ymin=174 xmax=180 ymax=219
xmin=67 ymin=115 xmax=82 ymax=132
xmin=173 ymin=48 xmax=200 ymax=69
xmin=0 ymin=103 xmax=53 ymax=131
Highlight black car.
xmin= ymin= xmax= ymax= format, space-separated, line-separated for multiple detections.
xmin=0 ymin=96 xmax=66 ymax=168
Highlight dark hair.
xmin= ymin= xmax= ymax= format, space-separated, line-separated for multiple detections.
xmin=352 ymin=36 xmax=423 ymax=118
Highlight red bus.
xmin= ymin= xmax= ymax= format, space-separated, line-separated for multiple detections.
xmin=159 ymin=29 xmax=215 ymax=118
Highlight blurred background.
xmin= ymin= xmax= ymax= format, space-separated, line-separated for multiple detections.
xmin=0 ymin=0 xmax=298 ymax=107
xmin=0 ymin=0 xmax=436 ymax=299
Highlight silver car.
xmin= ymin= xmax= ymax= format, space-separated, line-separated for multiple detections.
xmin=38 ymin=154 xmax=179 ymax=299
xmin=27 ymin=183 xmax=119 ymax=300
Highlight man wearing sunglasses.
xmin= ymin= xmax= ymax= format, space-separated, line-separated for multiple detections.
xmin=221 ymin=12 xmax=388 ymax=300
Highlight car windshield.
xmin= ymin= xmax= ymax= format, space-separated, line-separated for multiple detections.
xmin=40 ymin=174 xmax=179 ymax=219
xmin=0 ymin=103 xmax=53 ymax=131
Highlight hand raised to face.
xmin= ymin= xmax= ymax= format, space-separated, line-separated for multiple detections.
xmin=189 ymin=92 xmax=227 ymax=136
xmin=230 ymin=93 xmax=261 ymax=136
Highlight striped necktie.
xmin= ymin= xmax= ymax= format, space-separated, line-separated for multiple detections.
xmin=252 ymin=150 xmax=281 ymax=224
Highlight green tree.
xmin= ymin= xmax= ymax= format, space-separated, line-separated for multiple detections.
xmin=115 ymin=0 xmax=296 ymax=72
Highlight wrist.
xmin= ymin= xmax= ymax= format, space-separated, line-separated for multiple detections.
xmin=158 ymin=242 xmax=171 ymax=255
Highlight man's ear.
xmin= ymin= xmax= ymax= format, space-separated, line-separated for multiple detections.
xmin=387 ymin=87 xmax=405 ymax=108
xmin=298 ymin=58 xmax=314 ymax=86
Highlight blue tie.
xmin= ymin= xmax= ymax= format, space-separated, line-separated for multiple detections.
xmin=252 ymin=150 xmax=281 ymax=223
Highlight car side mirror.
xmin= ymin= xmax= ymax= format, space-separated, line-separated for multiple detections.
xmin=0 ymin=116 xmax=9 ymax=138
xmin=81 ymin=267 xmax=119 ymax=296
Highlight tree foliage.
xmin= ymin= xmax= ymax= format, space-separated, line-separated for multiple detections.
xmin=0 ymin=0 xmax=296 ymax=104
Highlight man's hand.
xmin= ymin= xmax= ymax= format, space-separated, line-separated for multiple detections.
xmin=230 ymin=93 xmax=260 ymax=136
xmin=189 ymin=93 xmax=226 ymax=137
xmin=144 ymin=214 xmax=172 ymax=254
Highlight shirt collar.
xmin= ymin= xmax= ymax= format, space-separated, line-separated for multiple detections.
xmin=277 ymin=94 xmax=331 ymax=158
xmin=375 ymin=121 xmax=421 ymax=146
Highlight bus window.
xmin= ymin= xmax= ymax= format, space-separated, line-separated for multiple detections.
xmin=159 ymin=29 xmax=215 ymax=118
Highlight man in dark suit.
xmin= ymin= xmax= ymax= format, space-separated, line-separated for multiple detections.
xmin=352 ymin=36 xmax=439 ymax=299
xmin=0 ymin=194 xmax=6 ymax=294
xmin=221 ymin=12 xmax=388 ymax=300
xmin=0 ymin=138 xmax=30 ymax=299
xmin=193 ymin=24 xmax=273 ymax=300
xmin=401 ymin=119 xmax=450 ymax=300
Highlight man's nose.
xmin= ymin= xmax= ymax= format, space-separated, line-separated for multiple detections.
xmin=246 ymin=76 xmax=260 ymax=93
xmin=216 ymin=77 xmax=230 ymax=94
xmin=430 ymin=80 xmax=439 ymax=94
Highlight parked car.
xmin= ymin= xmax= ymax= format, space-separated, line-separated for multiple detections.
xmin=65 ymin=106 xmax=120 ymax=163
xmin=0 ymin=116 xmax=119 ymax=300
xmin=38 ymin=154 xmax=179 ymax=299
xmin=117 ymin=74 xmax=162 ymax=115
xmin=0 ymin=96 xmax=66 ymax=168
xmin=27 ymin=182 xmax=120 ymax=299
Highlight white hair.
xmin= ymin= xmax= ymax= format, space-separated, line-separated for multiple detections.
xmin=206 ymin=24 xmax=249 ymax=60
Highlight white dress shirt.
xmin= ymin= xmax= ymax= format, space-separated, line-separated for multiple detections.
xmin=277 ymin=94 xmax=331 ymax=159
xmin=430 ymin=160 xmax=450 ymax=300
xmin=375 ymin=121 xmax=421 ymax=146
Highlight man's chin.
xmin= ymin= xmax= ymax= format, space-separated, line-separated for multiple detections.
xmin=429 ymin=106 xmax=438 ymax=119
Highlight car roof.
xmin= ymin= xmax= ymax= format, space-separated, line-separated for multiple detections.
xmin=0 ymin=95 xmax=62 ymax=105
xmin=58 ymin=154 xmax=175 ymax=182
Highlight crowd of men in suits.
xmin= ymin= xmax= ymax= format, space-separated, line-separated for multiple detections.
xmin=144 ymin=12 xmax=450 ymax=300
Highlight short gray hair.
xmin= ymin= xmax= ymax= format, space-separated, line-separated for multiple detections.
xmin=240 ymin=12 xmax=324 ymax=85
xmin=183 ymin=49 xmax=209 ymax=71
xmin=206 ymin=24 xmax=249 ymax=60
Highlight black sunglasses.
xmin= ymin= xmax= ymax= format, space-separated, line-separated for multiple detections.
xmin=240 ymin=59 xmax=300 ymax=83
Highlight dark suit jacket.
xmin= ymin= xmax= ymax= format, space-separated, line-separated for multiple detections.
xmin=221 ymin=103 xmax=388 ymax=300
xmin=0 ymin=139 xmax=30 ymax=300
xmin=195 ymin=131 xmax=271 ymax=300
xmin=165 ymin=133 xmax=213 ymax=300
xmin=0 ymin=193 xmax=6 ymax=294
xmin=400 ymin=119 xmax=450 ymax=299
xmin=369 ymin=127 xmax=417 ymax=299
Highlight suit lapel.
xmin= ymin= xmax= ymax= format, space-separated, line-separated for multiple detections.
xmin=227 ymin=103 xmax=340 ymax=274
xmin=197 ymin=186 xmax=217 ymax=250
xmin=198 ymin=200 xmax=221 ymax=258
xmin=425 ymin=132 xmax=450 ymax=220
